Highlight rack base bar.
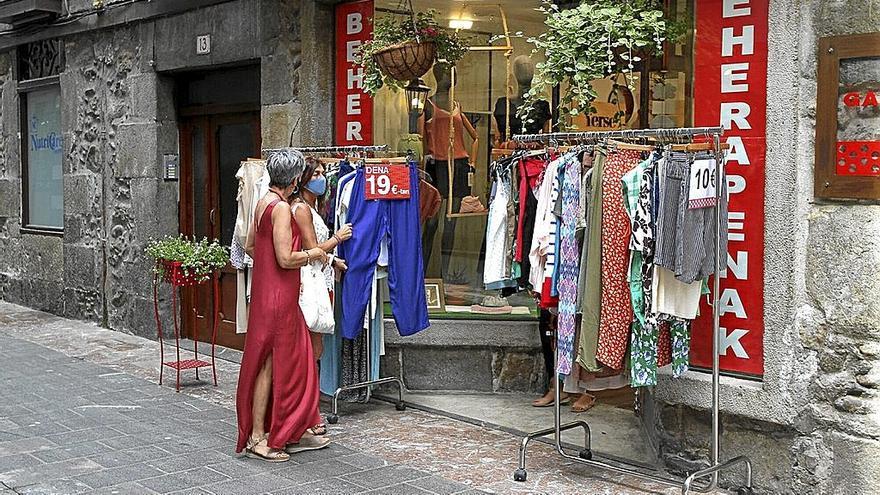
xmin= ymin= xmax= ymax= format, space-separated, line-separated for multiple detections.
xmin=683 ymin=455 xmax=753 ymax=495
xmin=325 ymin=376 xmax=406 ymax=425
xmin=515 ymin=421 xmax=693 ymax=490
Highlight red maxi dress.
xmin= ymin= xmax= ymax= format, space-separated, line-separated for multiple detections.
xmin=236 ymin=199 xmax=321 ymax=452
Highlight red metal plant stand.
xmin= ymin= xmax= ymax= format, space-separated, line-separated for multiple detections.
xmin=152 ymin=260 xmax=220 ymax=392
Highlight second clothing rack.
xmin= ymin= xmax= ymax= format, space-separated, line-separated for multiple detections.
xmin=510 ymin=126 xmax=754 ymax=495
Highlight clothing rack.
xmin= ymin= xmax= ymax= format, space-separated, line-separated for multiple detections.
xmin=511 ymin=126 xmax=754 ymax=495
xmin=302 ymin=149 xmax=403 ymax=424
xmin=325 ymin=293 xmax=407 ymax=425
xmin=262 ymin=144 xmax=389 ymax=154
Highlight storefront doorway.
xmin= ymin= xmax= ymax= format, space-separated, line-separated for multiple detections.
xmin=176 ymin=65 xmax=261 ymax=350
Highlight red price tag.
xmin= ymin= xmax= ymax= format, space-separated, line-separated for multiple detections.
xmin=364 ymin=165 xmax=411 ymax=200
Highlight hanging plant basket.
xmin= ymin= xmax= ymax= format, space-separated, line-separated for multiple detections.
xmin=372 ymin=40 xmax=436 ymax=82
xmin=356 ymin=8 xmax=469 ymax=95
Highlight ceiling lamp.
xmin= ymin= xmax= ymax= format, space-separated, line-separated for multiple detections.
xmin=448 ymin=18 xmax=473 ymax=30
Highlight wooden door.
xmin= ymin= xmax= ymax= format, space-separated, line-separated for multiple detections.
xmin=179 ymin=112 xmax=261 ymax=350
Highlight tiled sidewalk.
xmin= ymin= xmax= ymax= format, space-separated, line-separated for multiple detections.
xmin=0 ymin=302 xmax=696 ymax=494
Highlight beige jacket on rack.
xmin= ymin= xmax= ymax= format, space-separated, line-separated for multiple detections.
xmin=234 ymin=159 xmax=270 ymax=334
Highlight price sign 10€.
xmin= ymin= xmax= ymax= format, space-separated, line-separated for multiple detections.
xmin=365 ymin=165 xmax=411 ymax=200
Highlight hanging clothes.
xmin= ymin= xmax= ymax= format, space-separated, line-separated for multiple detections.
xmin=528 ymin=153 xmax=564 ymax=296
xmin=337 ymin=162 xmax=429 ymax=340
xmin=419 ymin=179 xmax=441 ymax=222
xmin=232 ymin=159 xmax=270 ymax=334
xmin=622 ymin=157 xmax=658 ymax=387
xmin=594 ymin=148 xmax=641 ymax=371
xmin=484 ymin=160 xmax=514 ymax=287
xmin=556 ymin=152 xmax=582 ymax=375
xmin=577 ymin=150 xmax=606 ymax=373
xmin=321 ymin=165 xmax=384 ymax=399
xmin=654 ymin=152 xmax=728 ymax=284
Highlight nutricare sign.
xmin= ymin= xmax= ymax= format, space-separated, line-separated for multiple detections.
xmin=334 ymin=0 xmax=374 ymax=146
xmin=691 ymin=0 xmax=768 ymax=376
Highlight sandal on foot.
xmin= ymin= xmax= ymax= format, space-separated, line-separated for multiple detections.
xmin=571 ymin=394 xmax=597 ymax=413
xmin=245 ymin=434 xmax=290 ymax=463
xmin=307 ymin=423 xmax=327 ymax=436
xmin=532 ymin=391 xmax=571 ymax=408
xmin=285 ymin=432 xmax=331 ymax=454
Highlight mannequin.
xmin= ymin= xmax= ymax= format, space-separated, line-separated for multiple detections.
xmin=419 ymin=63 xmax=479 ymax=278
xmin=492 ymin=55 xmax=552 ymax=146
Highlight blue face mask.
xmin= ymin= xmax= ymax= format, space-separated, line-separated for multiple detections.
xmin=304 ymin=175 xmax=327 ymax=196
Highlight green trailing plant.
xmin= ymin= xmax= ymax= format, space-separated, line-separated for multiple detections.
xmin=356 ymin=10 xmax=470 ymax=95
xmin=520 ymin=0 xmax=687 ymax=127
xmin=145 ymin=235 xmax=229 ymax=283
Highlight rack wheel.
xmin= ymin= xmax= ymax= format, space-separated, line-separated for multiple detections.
xmin=579 ymin=449 xmax=593 ymax=460
xmin=395 ymin=401 xmax=407 ymax=411
xmin=513 ymin=468 xmax=527 ymax=482
xmin=736 ymin=487 xmax=754 ymax=495
xmin=326 ymin=414 xmax=339 ymax=425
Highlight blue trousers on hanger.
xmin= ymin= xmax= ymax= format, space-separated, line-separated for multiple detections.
xmin=338 ymin=163 xmax=430 ymax=340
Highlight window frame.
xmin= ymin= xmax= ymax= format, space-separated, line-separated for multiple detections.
xmin=19 ymin=74 xmax=64 ymax=236
xmin=814 ymin=32 xmax=880 ymax=201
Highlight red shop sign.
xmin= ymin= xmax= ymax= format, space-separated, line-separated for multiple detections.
xmin=364 ymin=165 xmax=411 ymax=200
xmin=334 ymin=0 xmax=374 ymax=146
xmin=690 ymin=0 xmax=769 ymax=377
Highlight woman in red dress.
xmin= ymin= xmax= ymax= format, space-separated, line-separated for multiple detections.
xmin=236 ymin=150 xmax=330 ymax=462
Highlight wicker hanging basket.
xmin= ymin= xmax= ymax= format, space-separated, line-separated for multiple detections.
xmin=372 ymin=40 xmax=436 ymax=82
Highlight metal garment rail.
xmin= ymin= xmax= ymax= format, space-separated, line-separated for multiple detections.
xmin=262 ymin=144 xmax=389 ymax=154
xmin=325 ymin=294 xmax=407 ymax=425
xmin=511 ymin=126 xmax=754 ymax=495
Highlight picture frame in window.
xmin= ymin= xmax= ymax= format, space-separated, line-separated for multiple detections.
xmin=814 ymin=33 xmax=880 ymax=200
xmin=424 ymin=278 xmax=445 ymax=313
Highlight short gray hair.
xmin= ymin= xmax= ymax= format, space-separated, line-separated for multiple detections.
xmin=266 ymin=149 xmax=306 ymax=189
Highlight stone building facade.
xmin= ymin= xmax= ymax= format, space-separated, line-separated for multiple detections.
xmin=0 ymin=0 xmax=334 ymax=335
xmin=0 ymin=1 xmax=878 ymax=494
xmin=652 ymin=1 xmax=880 ymax=493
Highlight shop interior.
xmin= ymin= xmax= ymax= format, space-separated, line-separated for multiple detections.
xmin=369 ymin=0 xmax=695 ymax=470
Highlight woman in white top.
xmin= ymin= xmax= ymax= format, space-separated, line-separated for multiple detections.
xmin=293 ymin=157 xmax=353 ymax=347
xmin=292 ymin=158 xmax=352 ymax=436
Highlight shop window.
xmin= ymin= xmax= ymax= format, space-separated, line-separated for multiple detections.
xmin=371 ymin=0 xmax=695 ymax=319
xmin=19 ymin=39 xmax=64 ymax=233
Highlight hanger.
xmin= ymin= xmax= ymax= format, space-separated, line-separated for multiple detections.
xmin=607 ymin=139 xmax=655 ymax=152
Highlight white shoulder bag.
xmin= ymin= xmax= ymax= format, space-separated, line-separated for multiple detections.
xmin=299 ymin=262 xmax=334 ymax=333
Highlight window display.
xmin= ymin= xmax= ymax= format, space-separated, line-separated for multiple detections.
xmin=370 ymin=0 xmax=695 ymax=319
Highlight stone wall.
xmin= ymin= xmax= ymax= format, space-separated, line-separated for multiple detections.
xmin=0 ymin=0 xmax=330 ymax=338
xmin=654 ymin=1 xmax=880 ymax=493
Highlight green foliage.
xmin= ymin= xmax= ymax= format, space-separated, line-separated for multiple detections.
xmin=521 ymin=0 xmax=686 ymax=127
xmin=145 ymin=235 xmax=229 ymax=282
xmin=356 ymin=10 xmax=470 ymax=95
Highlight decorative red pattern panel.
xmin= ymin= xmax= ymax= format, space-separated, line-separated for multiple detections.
xmin=837 ymin=141 xmax=880 ymax=176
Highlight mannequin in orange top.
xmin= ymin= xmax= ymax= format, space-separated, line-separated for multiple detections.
xmin=418 ymin=63 xmax=479 ymax=278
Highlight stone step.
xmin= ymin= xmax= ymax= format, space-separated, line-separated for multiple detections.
xmin=381 ymin=319 xmax=546 ymax=394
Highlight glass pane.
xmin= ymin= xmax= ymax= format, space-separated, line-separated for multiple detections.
xmin=216 ymin=122 xmax=256 ymax=247
xmin=26 ymin=87 xmax=63 ymax=229
xmin=192 ymin=125 xmax=208 ymax=239
xmin=836 ymin=57 xmax=880 ymax=177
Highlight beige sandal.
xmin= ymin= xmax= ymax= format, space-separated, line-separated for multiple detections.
xmin=571 ymin=394 xmax=597 ymax=413
xmin=246 ymin=434 xmax=290 ymax=463
xmin=285 ymin=432 xmax=331 ymax=454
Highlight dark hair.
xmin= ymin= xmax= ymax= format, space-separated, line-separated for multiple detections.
xmin=295 ymin=156 xmax=326 ymax=210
